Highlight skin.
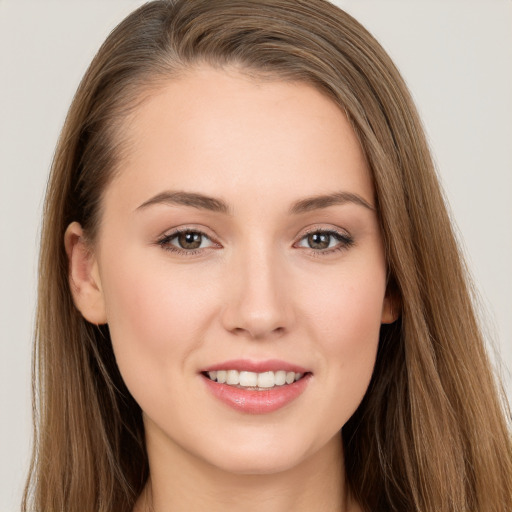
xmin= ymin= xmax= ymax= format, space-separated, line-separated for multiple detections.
xmin=65 ymin=66 xmax=396 ymax=512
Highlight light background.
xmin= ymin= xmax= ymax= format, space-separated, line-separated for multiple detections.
xmin=1 ymin=1 xmax=510 ymax=509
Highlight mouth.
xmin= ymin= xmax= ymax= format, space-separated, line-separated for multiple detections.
xmin=202 ymin=369 xmax=308 ymax=391
xmin=200 ymin=360 xmax=312 ymax=414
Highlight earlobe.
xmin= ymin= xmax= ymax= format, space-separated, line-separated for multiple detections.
xmin=64 ymin=222 xmax=107 ymax=325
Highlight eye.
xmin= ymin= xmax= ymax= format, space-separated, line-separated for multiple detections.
xmin=157 ymin=229 xmax=217 ymax=254
xmin=296 ymin=229 xmax=354 ymax=253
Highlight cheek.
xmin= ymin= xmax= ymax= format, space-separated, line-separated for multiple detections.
xmin=99 ymin=250 xmax=217 ymax=389
xmin=303 ymin=263 xmax=386 ymax=347
xmin=298 ymin=262 xmax=386 ymax=416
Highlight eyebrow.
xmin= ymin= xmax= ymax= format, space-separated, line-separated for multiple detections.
xmin=136 ymin=191 xmax=231 ymax=214
xmin=289 ymin=191 xmax=374 ymax=214
xmin=136 ymin=190 xmax=375 ymax=214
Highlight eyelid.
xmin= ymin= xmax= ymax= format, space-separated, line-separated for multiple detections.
xmin=155 ymin=224 xmax=354 ymax=257
xmin=156 ymin=225 xmax=222 ymax=255
xmin=299 ymin=224 xmax=349 ymax=236
xmin=295 ymin=224 xmax=352 ymax=242
xmin=293 ymin=225 xmax=354 ymax=254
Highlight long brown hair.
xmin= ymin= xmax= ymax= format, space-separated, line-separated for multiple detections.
xmin=23 ymin=1 xmax=512 ymax=510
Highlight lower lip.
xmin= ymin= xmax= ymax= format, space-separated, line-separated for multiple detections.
xmin=201 ymin=373 xmax=312 ymax=414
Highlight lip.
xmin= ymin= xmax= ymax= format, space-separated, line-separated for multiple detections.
xmin=201 ymin=359 xmax=309 ymax=374
xmin=200 ymin=359 xmax=312 ymax=414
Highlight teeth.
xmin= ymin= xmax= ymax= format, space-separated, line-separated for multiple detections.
xmin=239 ymin=371 xmax=258 ymax=387
xmin=206 ymin=370 xmax=305 ymax=388
xmin=226 ymin=370 xmax=239 ymax=385
xmin=275 ymin=370 xmax=286 ymax=386
xmin=257 ymin=371 xmax=274 ymax=388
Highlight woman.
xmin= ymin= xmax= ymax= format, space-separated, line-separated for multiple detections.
xmin=22 ymin=0 xmax=512 ymax=511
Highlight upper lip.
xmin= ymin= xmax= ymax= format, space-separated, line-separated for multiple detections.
xmin=201 ymin=359 xmax=310 ymax=374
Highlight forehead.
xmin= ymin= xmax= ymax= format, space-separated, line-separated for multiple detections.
xmin=105 ymin=66 xmax=374 ymax=213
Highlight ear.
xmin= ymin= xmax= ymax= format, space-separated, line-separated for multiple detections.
xmin=381 ymin=287 xmax=401 ymax=325
xmin=64 ymin=222 xmax=107 ymax=325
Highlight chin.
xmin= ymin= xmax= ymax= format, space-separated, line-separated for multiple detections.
xmin=197 ymin=432 xmax=316 ymax=476
xmin=209 ymin=453 xmax=305 ymax=476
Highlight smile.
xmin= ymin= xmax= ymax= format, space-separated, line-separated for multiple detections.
xmin=205 ymin=370 xmax=304 ymax=390
xmin=200 ymin=360 xmax=312 ymax=414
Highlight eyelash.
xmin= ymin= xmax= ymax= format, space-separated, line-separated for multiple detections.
xmin=157 ymin=228 xmax=218 ymax=256
xmin=156 ymin=227 xmax=354 ymax=257
xmin=295 ymin=228 xmax=355 ymax=256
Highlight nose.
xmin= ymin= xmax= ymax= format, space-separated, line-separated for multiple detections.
xmin=220 ymin=244 xmax=295 ymax=340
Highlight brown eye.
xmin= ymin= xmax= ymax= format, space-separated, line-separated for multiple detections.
xmin=296 ymin=229 xmax=354 ymax=253
xmin=158 ymin=229 xmax=216 ymax=253
xmin=177 ymin=231 xmax=203 ymax=249
xmin=307 ymin=232 xmax=330 ymax=250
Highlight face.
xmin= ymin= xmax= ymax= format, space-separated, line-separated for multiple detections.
xmin=68 ymin=66 xmax=394 ymax=476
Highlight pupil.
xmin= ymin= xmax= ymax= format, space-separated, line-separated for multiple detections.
xmin=308 ymin=233 xmax=329 ymax=249
xmin=179 ymin=232 xmax=201 ymax=249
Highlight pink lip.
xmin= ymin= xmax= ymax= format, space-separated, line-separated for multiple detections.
xmin=201 ymin=359 xmax=309 ymax=374
xmin=200 ymin=359 xmax=312 ymax=414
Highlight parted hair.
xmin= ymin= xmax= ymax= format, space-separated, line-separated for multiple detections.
xmin=23 ymin=1 xmax=512 ymax=511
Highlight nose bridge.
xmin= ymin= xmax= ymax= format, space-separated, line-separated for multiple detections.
xmin=221 ymin=235 xmax=293 ymax=339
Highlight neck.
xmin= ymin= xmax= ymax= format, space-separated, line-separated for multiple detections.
xmin=134 ymin=423 xmax=352 ymax=512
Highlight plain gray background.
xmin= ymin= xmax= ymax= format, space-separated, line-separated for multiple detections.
xmin=1 ymin=1 xmax=511 ymax=509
